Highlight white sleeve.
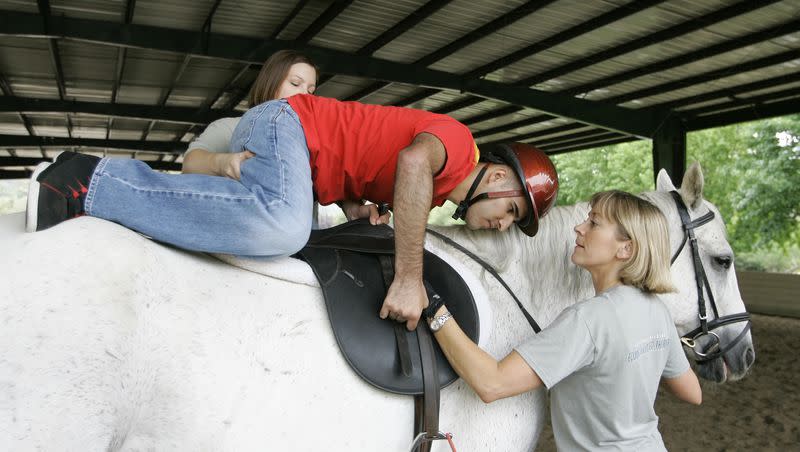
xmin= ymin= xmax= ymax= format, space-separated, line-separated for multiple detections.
xmin=185 ymin=117 xmax=241 ymax=156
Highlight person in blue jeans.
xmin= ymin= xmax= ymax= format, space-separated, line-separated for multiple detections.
xmin=25 ymin=95 xmax=558 ymax=330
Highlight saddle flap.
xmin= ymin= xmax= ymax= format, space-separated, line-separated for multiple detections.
xmin=298 ymin=230 xmax=479 ymax=395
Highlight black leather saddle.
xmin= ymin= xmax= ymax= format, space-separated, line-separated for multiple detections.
xmin=296 ymin=219 xmax=480 ymax=395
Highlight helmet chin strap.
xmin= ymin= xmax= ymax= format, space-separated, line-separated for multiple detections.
xmin=452 ymin=164 xmax=524 ymax=221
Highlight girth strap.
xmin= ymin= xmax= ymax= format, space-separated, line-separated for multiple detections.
xmin=414 ymin=324 xmax=440 ymax=452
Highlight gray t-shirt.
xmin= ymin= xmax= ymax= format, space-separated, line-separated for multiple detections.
xmin=515 ymin=284 xmax=689 ymax=451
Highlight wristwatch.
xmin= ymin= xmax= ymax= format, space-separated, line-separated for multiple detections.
xmin=428 ymin=311 xmax=453 ymax=332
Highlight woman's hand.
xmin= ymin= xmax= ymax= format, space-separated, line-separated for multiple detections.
xmin=217 ymin=151 xmax=255 ymax=180
xmin=341 ymin=200 xmax=392 ymax=225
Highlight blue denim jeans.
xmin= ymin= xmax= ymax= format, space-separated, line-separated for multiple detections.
xmin=85 ymin=100 xmax=314 ymax=256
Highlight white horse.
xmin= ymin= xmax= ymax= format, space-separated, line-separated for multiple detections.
xmin=0 ymin=163 xmax=754 ymax=451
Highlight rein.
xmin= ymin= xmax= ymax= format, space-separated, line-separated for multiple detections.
xmin=668 ymin=191 xmax=751 ymax=363
xmin=425 ymin=228 xmax=541 ymax=333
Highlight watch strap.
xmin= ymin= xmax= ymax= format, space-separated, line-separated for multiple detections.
xmin=422 ymin=280 xmax=444 ymax=319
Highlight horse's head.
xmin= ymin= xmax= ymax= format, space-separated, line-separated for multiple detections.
xmin=646 ymin=163 xmax=755 ymax=383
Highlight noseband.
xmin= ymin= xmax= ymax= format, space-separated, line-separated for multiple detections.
xmin=669 ymin=191 xmax=751 ymax=363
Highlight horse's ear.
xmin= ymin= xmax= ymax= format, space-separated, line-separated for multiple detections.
xmin=679 ymin=162 xmax=705 ymax=209
xmin=656 ymin=169 xmax=676 ymax=192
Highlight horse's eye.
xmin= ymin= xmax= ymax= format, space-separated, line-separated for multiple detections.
xmin=714 ymin=255 xmax=733 ymax=269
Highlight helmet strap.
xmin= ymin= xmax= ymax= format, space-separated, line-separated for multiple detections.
xmin=452 ymin=164 xmax=489 ymax=220
xmin=452 ymin=165 xmax=526 ymax=221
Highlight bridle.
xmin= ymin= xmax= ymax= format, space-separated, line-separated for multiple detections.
xmin=668 ymin=191 xmax=751 ymax=363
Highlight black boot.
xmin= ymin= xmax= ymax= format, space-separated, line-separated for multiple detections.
xmin=26 ymin=151 xmax=101 ymax=232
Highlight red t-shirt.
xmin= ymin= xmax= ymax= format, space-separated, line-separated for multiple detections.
xmin=287 ymin=94 xmax=478 ymax=207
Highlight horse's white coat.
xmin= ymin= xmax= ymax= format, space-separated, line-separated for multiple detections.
xmin=0 ymin=165 xmax=752 ymax=451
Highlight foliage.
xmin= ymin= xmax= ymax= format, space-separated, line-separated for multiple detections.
xmin=552 ymin=115 xmax=800 ymax=273
xmin=0 ymin=180 xmax=28 ymax=215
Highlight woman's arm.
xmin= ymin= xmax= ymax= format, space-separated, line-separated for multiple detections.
xmin=662 ymin=368 xmax=702 ymax=405
xmin=182 ymin=149 xmax=253 ymax=179
xmin=432 ymin=306 xmax=543 ymax=403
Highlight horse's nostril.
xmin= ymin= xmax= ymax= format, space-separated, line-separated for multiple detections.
xmin=744 ymin=348 xmax=755 ymax=367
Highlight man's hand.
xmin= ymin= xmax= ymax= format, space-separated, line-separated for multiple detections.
xmin=341 ymin=200 xmax=392 ymax=225
xmin=379 ymin=276 xmax=428 ymax=330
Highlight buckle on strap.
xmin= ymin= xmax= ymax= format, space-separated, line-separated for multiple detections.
xmin=409 ymin=431 xmax=455 ymax=452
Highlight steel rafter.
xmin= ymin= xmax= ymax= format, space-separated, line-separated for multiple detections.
xmin=107 ymin=0 xmax=136 ymax=140
xmin=37 ymin=0 xmax=72 ymax=139
xmin=0 ymin=135 xmax=185 ymax=153
xmin=686 ymin=97 xmax=800 ymax=131
xmin=0 ymin=96 xmax=235 ymax=124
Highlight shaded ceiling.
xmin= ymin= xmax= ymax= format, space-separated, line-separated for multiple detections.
xmin=0 ymin=0 xmax=798 ymax=178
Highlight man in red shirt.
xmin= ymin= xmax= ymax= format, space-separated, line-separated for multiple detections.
xmin=26 ymin=95 xmax=558 ymax=330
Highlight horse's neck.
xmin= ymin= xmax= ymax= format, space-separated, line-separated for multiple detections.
xmin=430 ymin=203 xmax=594 ymax=328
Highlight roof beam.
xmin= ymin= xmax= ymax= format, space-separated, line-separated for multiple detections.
xmin=37 ymin=0 xmax=72 ymax=139
xmin=681 ymin=86 xmax=800 ymax=117
xmin=685 ymin=97 xmax=800 ymax=131
xmin=0 ymin=96 xmax=236 ymax=124
xmin=0 ymin=155 xmax=180 ymax=172
xmin=0 ymin=169 xmax=32 ymax=180
xmin=0 ymin=135 xmax=186 ymax=153
xmin=107 ymin=0 xmax=136 ymax=140
xmin=0 ymin=10 xmax=666 ymax=137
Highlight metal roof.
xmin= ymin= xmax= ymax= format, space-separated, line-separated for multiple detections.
xmin=0 ymin=0 xmax=798 ymax=178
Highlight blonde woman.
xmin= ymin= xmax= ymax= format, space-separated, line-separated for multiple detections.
xmin=429 ymin=190 xmax=702 ymax=451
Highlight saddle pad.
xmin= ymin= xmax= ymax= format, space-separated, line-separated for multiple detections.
xmin=298 ymin=222 xmax=480 ymax=395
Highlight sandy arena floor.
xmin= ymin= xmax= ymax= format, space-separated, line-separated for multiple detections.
xmin=535 ymin=314 xmax=800 ymax=451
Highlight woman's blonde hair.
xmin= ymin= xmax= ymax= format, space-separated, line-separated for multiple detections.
xmin=247 ymin=50 xmax=318 ymax=107
xmin=590 ymin=190 xmax=676 ymax=294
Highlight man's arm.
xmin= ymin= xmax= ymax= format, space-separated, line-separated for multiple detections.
xmin=379 ymin=133 xmax=447 ymax=330
xmin=662 ymin=369 xmax=702 ymax=405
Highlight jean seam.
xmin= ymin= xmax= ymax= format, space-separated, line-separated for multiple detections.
xmin=84 ymin=157 xmax=109 ymax=215
xmin=94 ymin=171 xmax=259 ymax=202
xmin=240 ymin=103 xmax=270 ymax=153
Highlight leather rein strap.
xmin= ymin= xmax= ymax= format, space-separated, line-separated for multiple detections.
xmin=425 ymin=228 xmax=541 ymax=333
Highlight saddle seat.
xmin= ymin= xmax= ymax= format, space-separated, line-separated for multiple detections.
xmin=296 ymin=219 xmax=480 ymax=395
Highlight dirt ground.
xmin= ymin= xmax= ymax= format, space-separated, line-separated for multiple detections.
xmin=535 ymin=314 xmax=800 ymax=451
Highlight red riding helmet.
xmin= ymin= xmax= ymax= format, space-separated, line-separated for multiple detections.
xmin=452 ymin=142 xmax=559 ymax=237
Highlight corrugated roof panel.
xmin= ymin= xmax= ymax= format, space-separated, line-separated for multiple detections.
xmin=209 ymin=1 xmax=298 ymax=38
xmin=604 ymin=42 xmax=796 ymax=104
xmin=132 ymin=0 xmax=219 ymax=31
xmin=275 ymin=1 xmax=334 ymax=41
xmin=50 ymin=0 xmax=124 ymax=21
xmin=0 ymin=37 xmax=54 ymax=94
xmin=430 ymin=0 xmax=630 ymax=75
xmin=310 ymin=0 xmax=422 ymax=53
xmin=0 ymin=0 xmax=38 ymax=14
xmin=482 ymin=4 xmax=687 ymax=86
xmin=374 ymin=0 xmax=528 ymax=64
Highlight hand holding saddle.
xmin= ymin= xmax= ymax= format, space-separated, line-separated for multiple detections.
xmin=380 ymin=276 xmax=427 ymax=330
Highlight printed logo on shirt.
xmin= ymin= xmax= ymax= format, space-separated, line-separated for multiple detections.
xmin=626 ymin=334 xmax=671 ymax=363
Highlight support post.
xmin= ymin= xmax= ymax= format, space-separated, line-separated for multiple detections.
xmin=652 ymin=116 xmax=686 ymax=186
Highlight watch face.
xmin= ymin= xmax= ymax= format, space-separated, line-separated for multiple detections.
xmin=430 ymin=318 xmax=442 ymax=331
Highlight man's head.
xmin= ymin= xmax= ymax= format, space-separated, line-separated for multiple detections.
xmin=453 ymin=143 xmax=559 ymax=236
